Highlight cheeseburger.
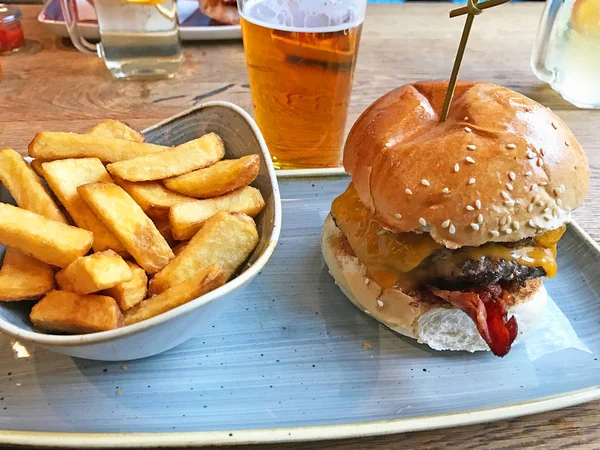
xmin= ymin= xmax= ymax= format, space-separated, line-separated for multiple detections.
xmin=322 ymin=81 xmax=589 ymax=357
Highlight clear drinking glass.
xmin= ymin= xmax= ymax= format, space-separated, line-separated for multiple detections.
xmin=60 ymin=0 xmax=183 ymax=79
xmin=531 ymin=0 xmax=600 ymax=109
xmin=237 ymin=0 xmax=367 ymax=169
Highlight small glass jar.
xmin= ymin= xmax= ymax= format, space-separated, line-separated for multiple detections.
xmin=0 ymin=5 xmax=24 ymax=53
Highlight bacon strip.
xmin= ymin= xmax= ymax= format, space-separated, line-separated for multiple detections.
xmin=427 ymin=285 xmax=518 ymax=357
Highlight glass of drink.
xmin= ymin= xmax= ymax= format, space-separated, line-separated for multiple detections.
xmin=532 ymin=0 xmax=600 ymax=108
xmin=60 ymin=0 xmax=183 ymax=79
xmin=237 ymin=0 xmax=366 ymax=169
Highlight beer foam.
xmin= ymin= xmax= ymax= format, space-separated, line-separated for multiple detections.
xmin=240 ymin=0 xmax=365 ymax=32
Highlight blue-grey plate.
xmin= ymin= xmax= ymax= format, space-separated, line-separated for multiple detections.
xmin=0 ymin=175 xmax=599 ymax=447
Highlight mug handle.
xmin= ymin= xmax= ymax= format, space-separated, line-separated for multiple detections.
xmin=59 ymin=0 xmax=99 ymax=55
xmin=530 ymin=0 xmax=561 ymax=84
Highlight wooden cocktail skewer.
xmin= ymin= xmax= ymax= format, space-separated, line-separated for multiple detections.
xmin=439 ymin=0 xmax=511 ymax=122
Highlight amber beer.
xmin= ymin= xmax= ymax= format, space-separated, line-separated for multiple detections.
xmin=240 ymin=10 xmax=363 ymax=169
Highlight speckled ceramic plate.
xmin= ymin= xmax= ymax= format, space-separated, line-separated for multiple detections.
xmin=1 ymin=173 xmax=600 ymax=447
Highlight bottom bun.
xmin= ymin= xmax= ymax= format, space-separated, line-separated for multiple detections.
xmin=322 ymin=214 xmax=547 ymax=353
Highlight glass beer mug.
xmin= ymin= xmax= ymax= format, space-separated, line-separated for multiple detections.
xmin=531 ymin=0 xmax=600 ymax=109
xmin=60 ymin=0 xmax=183 ymax=79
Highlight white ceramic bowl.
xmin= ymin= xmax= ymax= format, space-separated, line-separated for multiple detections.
xmin=0 ymin=102 xmax=282 ymax=361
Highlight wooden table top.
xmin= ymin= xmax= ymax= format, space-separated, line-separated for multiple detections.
xmin=1 ymin=3 xmax=600 ymax=449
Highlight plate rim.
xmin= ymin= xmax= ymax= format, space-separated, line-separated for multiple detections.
xmin=0 ymin=385 xmax=599 ymax=447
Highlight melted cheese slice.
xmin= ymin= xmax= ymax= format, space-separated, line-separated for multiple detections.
xmin=331 ymin=183 xmax=564 ymax=291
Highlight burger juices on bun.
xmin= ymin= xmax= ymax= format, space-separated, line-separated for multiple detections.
xmin=322 ymin=81 xmax=589 ymax=357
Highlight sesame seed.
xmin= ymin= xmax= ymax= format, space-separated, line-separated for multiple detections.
xmin=505 ymin=200 xmax=515 ymax=207
xmin=405 ymin=188 xmax=413 ymax=195
xmin=394 ymin=213 xmax=402 ymax=219
xmin=466 ymin=205 xmax=475 ymax=211
xmin=419 ymin=217 xmax=427 ymax=226
xmin=528 ymin=219 xmax=536 ymax=228
xmin=527 ymin=204 xmax=534 ymax=212
xmin=513 ymin=221 xmax=520 ymax=230
xmin=467 ymin=144 xmax=477 ymax=150
xmin=557 ymin=199 xmax=563 ymax=207
xmin=501 ymin=191 xmax=510 ymax=199
xmin=565 ymin=140 xmax=571 ymax=146
xmin=364 ymin=310 xmax=371 ymax=315
xmin=525 ymin=171 xmax=533 ymax=177
xmin=537 ymin=158 xmax=544 ymax=167
xmin=454 ymin=163 xmax=460 ymax=173
xmin=466 ymin=156 xmax=475 ymax=164
xmin=534 ymin=195 xmax=541 ymax=203
xmin=500 ymin=217 xmax=507 ymax=226
xmin=559 ymin=185 xmax=565 ymax=193
xmin=421 ymin=179 xmax=430 ymax=186
xmin=464 ymin=116 xmax=469 ymax=121
xmin=537 ymin=201 xmax=545 ymax=207
xmin=540 ymin=148 xmax=546 ymax=156
xmin=507 ymin=215 xmax=512 ymax=223
xmin=507 ymin=144 xmax=517 ymax=149
xmin=543 ymin=207 xmax=551 ymax=214
xmin=509 ymin=172 xmax=516 ymax=181
xmin=475 ymin=200 xmax=482 ymax=209
xmin=471 ymin=223 xmax=480 ymax=231
xmin=490 ymin=230 xmax=500 ymax=237
xmin=507 ymin=184 xmax=513 ymax=191
xmin=377 ymin=300 xmax=384 ymax=307
xmin=468 ymin=178 xmax=476 ymax=185
xmin=449 ymin=225 xmax=456 ymax=235
xmin=443 ymin=187 xmax=451 ymax=194
xmin=477 ymin=214 xmax=484 ymax=223
xmin=364 ymin=278 xmax=370 ymax=285
xmin=527 ymin=152 xmax=536 ymax=159
xmin=553 ymin=207 xmax=559 ymax=217
xmin=465 ymin=127 xmax=472 ymax=133
xmin=552 ymin=122 xmax=557 ymax=129
xmin=540 ymin=182 xmax=548 ymax=186
xmin=531 ymin=184 xmax=538 ymax=192
xmin=544 ymin=215 xmax=552 ymax=221
xmin=505 ymin=228 xmax=513 ymax=234
xmin=442 ymin=219 xmax=450 ymax=228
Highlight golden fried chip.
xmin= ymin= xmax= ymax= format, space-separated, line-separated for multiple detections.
xmin=0 ymin=248 xmax=54 ymax=301
xmin=87 ymin=120 xmax=145 ymax=142
xmin=114 ymin=177 xmax=194 ymax=218
xmin=0 ymin=148 xmax=67 ymax=223
xmin=28 ymin=132 xmax=166 ymax=163
xmin=106 ymin=133 xmax=225 ymax=182
xmin=42 ymin=158 xmax=128 ymax=255
xmin=55 ymin=250 xmax=132 ymax=295
xmin=0 ymin=203 xmax=93 ymax=268
xmin=149 ymin=212 xmax=258 ymax=295
xmin=78 ymin=183 xmax=174 ymax=274
xmin=30 ymin=290 xmax=123 ymax=334
xmin=169 ymin=186 xmax=265 ymax=240
xmin=30 ymin=159 xmax=46 ymax=178
xmin=105 ymin=261 xmax=148 ymax=311
xmin=124 ymin=264 xmax=225 ymax=325
xmin=153 ymin=216 xmax=177 ymax=247
xmin=172 ymin=241 xmax=189 ymax=257
xmin=164 ymin=155 xmax=260 ymax=198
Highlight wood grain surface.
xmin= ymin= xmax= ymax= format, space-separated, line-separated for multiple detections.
xmin=1 ymin=4 xmax=600 ymax=449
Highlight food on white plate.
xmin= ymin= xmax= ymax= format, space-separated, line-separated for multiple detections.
xmin=322 ymin=80 xmax=589 ymax=357
xmin=199 ymin=0 xmax=239 ymax=25
xmin=0 ymin=121 xmax=263 ymax=333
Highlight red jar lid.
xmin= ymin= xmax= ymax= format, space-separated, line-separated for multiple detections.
xmin=0 ymin=5 xmax=24 ymax=53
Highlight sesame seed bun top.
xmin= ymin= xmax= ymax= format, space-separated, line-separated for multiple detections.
xmin=344 ymin=81 xmax=589 ymax=249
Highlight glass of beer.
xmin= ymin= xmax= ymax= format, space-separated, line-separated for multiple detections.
xmin=237 ymin=0 xmax=366 ymax=169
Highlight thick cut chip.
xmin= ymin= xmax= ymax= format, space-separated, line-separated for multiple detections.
xmin=105 ymin=261 xmax=148 ymax=311
xmin=114 ymin=177 xmax=194 ymax=218
xmin=87 ymin=120 xmax=145 ymax=142
xmin=78 ymin=183 xmax=174 ymax=274
xmin=30 ymin=290 xmax=123 ymax=334
xmin=55 ymin=250 xmax=132 ymax=295
xmin=106 ymin=133 xmax=225 ymax=182
xmin=42 ymin=158 xmax=128 ymax=255
xmin=28 ymin=132 xmax=166 ymax=163
xmin=29 ymin=159 xmax=46 ymax=178
xmin=0 ymin=148 xmax=67 ymax=223
xmin=172 ymin=241 xmax=189 ymax=257
xmin=169 ymin=186 xmax=265 ymax=240
xmin=0 ymin=203 xmax=93 ymax=268
xmin=149 ymin=211 xmax=258 ymax=295
xmin=153 ymin=216 xmax=176 ymax=247
xmin=164 ymin=155 xmax=260 ymax=198
xmin=0 ymin=248 xmax=55 ymax=301
xmin=125 ymin=264 xmax=225 ymax=325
